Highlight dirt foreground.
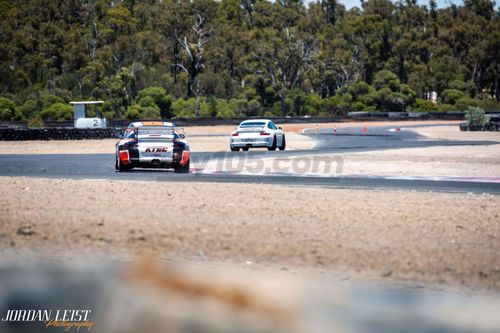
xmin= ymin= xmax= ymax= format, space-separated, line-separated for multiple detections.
xmin=1 ymin=176 xmax=499 ymax=291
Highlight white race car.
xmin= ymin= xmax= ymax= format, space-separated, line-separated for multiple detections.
xmin=230 ymin=119 xmax=285 ymax=151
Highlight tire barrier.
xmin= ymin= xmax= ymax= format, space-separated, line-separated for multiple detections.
xmin=459 ymin=122 xmax=500 ymax=131
xmin=0 ymin=128 xmax=118 ymax=141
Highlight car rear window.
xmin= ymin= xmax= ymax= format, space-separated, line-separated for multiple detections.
xmin=240 ymin=122 xmax=265 ymax=127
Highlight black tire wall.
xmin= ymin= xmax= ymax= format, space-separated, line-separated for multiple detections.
xmin=0 ymin=128 xmax=118 ymax=141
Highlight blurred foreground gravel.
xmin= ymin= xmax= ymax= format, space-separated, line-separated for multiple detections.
xmin=1 ymin=258 xmax=500 ymax=333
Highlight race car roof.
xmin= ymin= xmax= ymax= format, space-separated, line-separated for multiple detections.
xmin=240 ymin=119 xmax=271 ymax=124
xmin=239 ymin=119 xmax=271 ymax=127
xmin=128 ymin=121 xmax=175 ymax=128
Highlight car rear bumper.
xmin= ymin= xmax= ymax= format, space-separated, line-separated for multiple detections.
xmin=230 ymin=138 xmax=272 ymax=147
xmin=128 ymin=159 xmax=175 ymax=169
xmin=118 ymin=148 xmax=181 ymax=169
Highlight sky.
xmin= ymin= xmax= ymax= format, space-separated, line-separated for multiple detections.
xmin=332 ymin=0 xmax=500 ymax=9
xmin=336 ymin=0 xmax=456 ymax=9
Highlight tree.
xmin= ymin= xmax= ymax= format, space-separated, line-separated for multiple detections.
xmin=0 ymin=97 xmax=19 ymax=120
xmin=1 ymin=0 xmax=499 ymax=119
xmin=176 ymin=14 xmax=213 ymax=98
xmin=40 ymin=102 xmax=73 ymax=121
xmin=253 ymin=27 xmax=314 ymax=115
xmin=136 ymin=86 xmax=173 ymax=118
xmin=321 ymin=0 xmax=337 ymax=25
xmin=241 ymin=0 xmax=256 ymax=26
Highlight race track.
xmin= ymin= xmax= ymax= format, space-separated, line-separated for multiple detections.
xmin=1 ymin=124 xmax=499 ymax=193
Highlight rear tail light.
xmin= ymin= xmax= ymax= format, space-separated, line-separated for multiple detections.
xmin=119 ymin=150 xmax=130 ymax=164
xmin=231 ymin=133 xmax=239 ymax=136
xmin=181 ymin=151 xmax=190 ymax=166
xmin=260 ymin=132 xmax=270 ymax=136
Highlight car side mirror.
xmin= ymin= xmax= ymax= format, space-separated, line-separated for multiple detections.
xmin=179 ymin=133 xmax=185 ymax=139
xmin=278 ymin=127 xmax=282 ymax=130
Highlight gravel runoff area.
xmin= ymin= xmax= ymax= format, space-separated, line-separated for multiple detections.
xmin=332 ymin=124 xmax=500 ymax=178
xmin=1 ymin=176 xmax=499 ymax=291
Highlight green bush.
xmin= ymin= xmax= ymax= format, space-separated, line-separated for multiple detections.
xmin=324 ymin=93 xmax=353 ymax=115
xmin=172 ymin=98 xmax=200 ymax=118
xmin=373 ymin=70 xmax=400 ymax=92
xmin=245 ymin=99 xmax=262 ymax=117
xmin=215 ymin=99 xmax=236 ymax=118
xmin=40 ymin=102 xmax=73 ymax=121
xmin=40 ymin=94 xmax=66 ymax=109
xmin=136 ymin=86 xmax=172 ymax=118
xmin=449 ymin=80 xmax=475 ymax=96
xmin=20 ymin=99 xmax=38 ymax=119
xmin=479 ymin=99 xmax=500 ymax=111
xmin=138 ymin=96 xmax=156 ymax=108
xmin=360 ymin=91 xmax=376 ymax=107
xmin=441 ymin=89 xmax=466 ymax=104
xmin=374 ymin=88 xmax=405 ymax=111
xmin=349 ymin=81 xmax=375 ymax=100
xmin=455 ymin=97 xmax=480 ymax=111
xmin=0 ymin=97 xmax=18 ymax=120
xmin=28 ymin=117 xmax=45 ymax=128
xmin=141 ymin=106 xmax=161 ymax=119
xmin=465 ymin=106 xmax=489 ymax=126
xmin=125 ymin=105 xmax=141 ymax=120
xmin=303 ymin=93 xmax=325 ymax=116
xmin=351 ymin=101 xmax=371 ymax=111
xmin=438 ymin=103 xmax=455 ymax=112
xmin=285 ymin=89 xmax=307 ymax=116
xmin=400 ymin=84 xmax=416 ymax=106
xmin=125 ymin=103 xmax=161 ymax=120
xmin=412 ymin=98 xmax=439 ymax=112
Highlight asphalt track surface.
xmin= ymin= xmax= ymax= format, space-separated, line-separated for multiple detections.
xmin=0 ymin=125 xmax=499 ymax=193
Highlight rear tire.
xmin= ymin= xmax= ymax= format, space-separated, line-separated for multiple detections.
xmin=267 ymin=136 xmax=277 ymax=151
xmin=242 ymin=147 xmax=249 ymax=151
xmin=230 ymin=146 xmax=240 ymax=152
xmin=118 ymin=158 xmax=132 ymax=172
xmin=279 ymin=135 xmax=286 ymax=151
xmin=174 ymin=159 xmax=190 ymax=173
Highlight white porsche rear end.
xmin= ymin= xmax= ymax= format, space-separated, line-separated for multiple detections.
xmin=230 ymin=119 xmax=285 ymax=151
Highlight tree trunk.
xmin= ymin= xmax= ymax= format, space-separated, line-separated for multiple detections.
xmin=495 ymin=65 xmax=500 ymax=102
xmin=280 ymin=89 xmax=287 ymax=116
xmin=187 ymin=76 xmax=194 ymax=97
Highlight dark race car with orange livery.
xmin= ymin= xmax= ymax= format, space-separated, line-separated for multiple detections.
xmin=115 ymin=121 xmax=190 ymax=173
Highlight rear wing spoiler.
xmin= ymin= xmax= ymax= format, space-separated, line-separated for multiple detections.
xmin=137 ymin=126 xmax=175 ymax=141
xmin=118 ymin=125 xmax=183 ymax=139
xmin=237 ymin=126 xmax=265 ymax=133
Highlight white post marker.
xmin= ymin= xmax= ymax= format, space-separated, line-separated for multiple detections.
xmin=70 ymin=101 xmax=106 ymax=128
